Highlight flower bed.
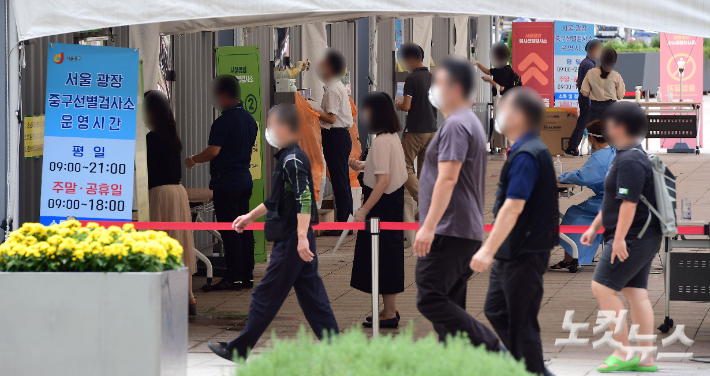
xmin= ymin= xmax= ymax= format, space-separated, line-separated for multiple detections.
xmin=235 ymin=327 xmax=533 ymax=376
xmin=0 ymin=220 xmax=184 ymax=272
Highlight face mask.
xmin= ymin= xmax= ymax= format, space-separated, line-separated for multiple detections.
xmin=265 ymin=127 xmax=280 ymax=148
xmin=315 ymin=65 xmax=327 ymax=83
xmin=494 ymin=110 xmax=507 ymax=134
xmin=491 ymin=59 xmax=507 ymax=69
xmin=428 ymin=86 xmax=443 ymax=109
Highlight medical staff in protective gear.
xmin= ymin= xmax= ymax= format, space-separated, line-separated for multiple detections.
xmin=550 ymin=120 xmax=616 ymax=270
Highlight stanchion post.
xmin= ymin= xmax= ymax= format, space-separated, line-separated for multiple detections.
xmin=370 ymin=217 xmax=380 ymax=338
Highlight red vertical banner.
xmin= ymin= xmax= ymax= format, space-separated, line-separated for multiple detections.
xmin=660 ymin=33 xmax=704 ymax=148
xmin=512 ymin=22 xmax=555 ymax=107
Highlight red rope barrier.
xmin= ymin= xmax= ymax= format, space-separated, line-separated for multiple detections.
xmin=80 ymin=220 xmax=706 ymax=235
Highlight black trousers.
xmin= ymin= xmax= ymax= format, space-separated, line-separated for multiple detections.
xmin=568 ymin=94 xmax=590 ymax=151
xmin=213 ymin=189 xmax=255 ymax=281
xmin=321 ymin=127 xmax=353 ymax=222
xmin=415 ymin=235 xmax=500 ymax=350
xmin=227 ymin=229 xmax=339 ymax=358
xmin=484 ymin=251 xmax=551 ymax=375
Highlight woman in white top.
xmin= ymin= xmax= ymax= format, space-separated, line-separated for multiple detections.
xmin=580 ymin=46 xmax=626 ymax=122
xmin=348 ymin=92 xmax=408 ymax=329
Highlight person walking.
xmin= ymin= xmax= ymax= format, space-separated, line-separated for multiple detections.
xmin=348 ymin=92 xmax=407 ymax=328
xmin=580 ymin=46 xmax=625 ymax=123
xmin=185 ymin=75 xmax=257 ymax=291
xmin=144 ymin=90 xmax=197 ymax=315
xmin=313 ymin=48 xmax=354 ymax=234
xmin=580 ymin=102 xmax=660 ymax=373
xmin=565 ymin=39 xmax=602 ymax=156
xmin=470 ymin=87 xmax=559 ymax=376
xmin=207 ymin=104 xmax=339 ymax=361
xmin=413 ymin=56 xmax=501 ymax=352
xmin=395 ymin=42 xmax=438 ymax=203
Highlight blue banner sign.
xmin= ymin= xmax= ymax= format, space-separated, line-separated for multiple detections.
xmin=554 ymin=21 xmax=594 ymax=108
xmin=40 ymin=43 xmax=138 ymax=225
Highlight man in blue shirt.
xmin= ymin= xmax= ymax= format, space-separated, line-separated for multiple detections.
xmin=565 ymin=39 xmax=602 ymax=156
xmin=185 ymin=75 xmax=258 ymax=291
xmin=470 ymin=87 xmax=558 ymax=376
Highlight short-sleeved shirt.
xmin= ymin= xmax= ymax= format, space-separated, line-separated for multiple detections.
xmin=146 ymin=131 xmax=182 ymax=190
xmin=505 ymin=132 xmax=540 ymax=200
xmin=403 ymin=67 xmax=437 ymax=133
xmin=490 ymin=65 xmax=516 ymax=96
xmin=208 ymin=104 xmax=258 ymax=191
xmin=577 ymin=56 xmax=596 ymax=91
xmin=320 ymin=80 xmax=354 ymax=130
xmin=601 ymin=146 xmax=658 ymax=239
xmin=580 ymin=68 xmax=626 ymax=101
xmin=363 ymin=133 xmax=408 ymax=194
xmin=418 ymin=109 xmax=487 ymax=241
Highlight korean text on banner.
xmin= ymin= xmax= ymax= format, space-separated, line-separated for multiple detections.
xmin=512 ymin=22 xmax=555 ymax=107
xmin=24 ymin=115 xmax=45 ymax=158
xmin=659 ymin=33 xmax=704 ymax=148
xmin=39 ymin=43 xmax=139 ymax=225
xmin=554 ymin=22 xmax=594 ymax=108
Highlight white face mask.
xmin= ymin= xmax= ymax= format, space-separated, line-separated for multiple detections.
xmin=428 ymin=86 xmax=443 ymax=109
xmin=265 ymin=127 xmax=280 ymax=148
xmin=491 ymin=59 xmax=507 ymax=69
xmin=494 ymin=110 xmax=507 ymax=134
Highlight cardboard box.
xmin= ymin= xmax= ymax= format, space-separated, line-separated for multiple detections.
xmin=540 ymin=108 xmax=578 ymax=155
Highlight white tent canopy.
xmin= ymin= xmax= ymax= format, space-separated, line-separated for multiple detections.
xmin=11 ymin=0 xmax=710 ymax=43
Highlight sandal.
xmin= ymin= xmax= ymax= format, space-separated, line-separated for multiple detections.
xmin=628 ymin=364 xmax=658 ymax=372
xmin=597 ymin=355 xmax=639 ymax=373
xmin=548 ymin=260 xmax=576 ymax=271
xmin=189 ymin=295 xmax=197 ymax=317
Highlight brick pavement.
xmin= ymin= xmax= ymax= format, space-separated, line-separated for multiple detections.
xmin=188 ymin=152 xmax=710 ymax=375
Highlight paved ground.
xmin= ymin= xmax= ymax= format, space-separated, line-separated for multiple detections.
xmin=187 ymin=151 xmax=710 ymax=376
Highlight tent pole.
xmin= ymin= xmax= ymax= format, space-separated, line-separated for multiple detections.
xmin=6 ymin=0 xmax=19 ymax=232
xmin=368 ymin=16 xmax=377 ymax=92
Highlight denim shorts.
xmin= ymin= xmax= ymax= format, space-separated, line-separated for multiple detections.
xmin=592 ymin=233 xmax=662 ymax=291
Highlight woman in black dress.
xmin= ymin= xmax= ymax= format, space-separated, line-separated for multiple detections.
xmin=348 ymin=92 xmax=408 ymax=328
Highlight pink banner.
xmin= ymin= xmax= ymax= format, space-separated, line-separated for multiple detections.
xmin=512 ymin=22 xmax=555 ymax=107
xmin=659 ymin=33 xmax=704 ymax=148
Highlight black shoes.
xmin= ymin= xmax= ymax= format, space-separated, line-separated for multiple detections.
xmin=321 ymin=230 xmax=353 ymax=236
xmin=210 ymin=278 xmax=242 ymax=291
xmin=207 ymin=341 xmax=236 ymax=362
xmin=564 ymin=147 xmax=580 ymax=156
xmin=363 ymin=311 xmax=400 ymax=328
xmin=366 ymin=311 xmax=400 ymax=322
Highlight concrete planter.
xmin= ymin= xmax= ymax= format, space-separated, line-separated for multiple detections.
xmin=0 ymin=269 xmax=188 ymax=376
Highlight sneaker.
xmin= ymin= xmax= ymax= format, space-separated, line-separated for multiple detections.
xmin=207 ymin=341 xmax=236 ymax=362
xmin=210 ymin=278 xmax=242 ymax=291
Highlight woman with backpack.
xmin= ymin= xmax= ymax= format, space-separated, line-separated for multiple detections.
xmin=580 ymin=46 xmax=626 ymax=122
xmin=580 ymin=102 xmax=661 ymax=373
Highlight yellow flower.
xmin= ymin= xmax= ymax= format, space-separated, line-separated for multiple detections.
xmin=122 ymin=223 xmax=135 ymax=232
xmin=86 ymin=222 xmax=100 ymax=230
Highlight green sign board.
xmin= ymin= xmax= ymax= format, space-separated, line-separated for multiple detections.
xmin=216 ymin=46 xmax=267 ymax=263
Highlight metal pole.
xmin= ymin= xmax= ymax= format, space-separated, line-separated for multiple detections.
xmin=370 ymin=217 xmax=380 ymax=337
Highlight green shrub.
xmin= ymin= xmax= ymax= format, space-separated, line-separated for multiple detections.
xmin=605 ymin=39 xmax=659 ymax=53
xmin=235 ymin=326 xmax=533 ymax=376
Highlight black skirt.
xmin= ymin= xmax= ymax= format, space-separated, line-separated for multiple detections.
xmin=589 ymin=99 xmax=616 ymax=122
xmin=350 ymin=184 xmax=405 ymax=294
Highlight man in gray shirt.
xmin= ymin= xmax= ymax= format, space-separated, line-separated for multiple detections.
xmin=414 ymin=57 xmax=501 ymax=352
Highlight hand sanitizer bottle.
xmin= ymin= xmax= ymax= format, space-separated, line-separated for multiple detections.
xmin=555 ymin=155 xmax=563 ymax=176
xmin=682 ymin=191 xmax=692 ymax=220
xmin=657 ymin=87 xmax=662 ymax=102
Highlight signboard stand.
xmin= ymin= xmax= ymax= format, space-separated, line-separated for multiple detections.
xmin=215 ymin=46 xmax=267 ymax=263
xmin=39 ymin=44 xmax=139 ymax=225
